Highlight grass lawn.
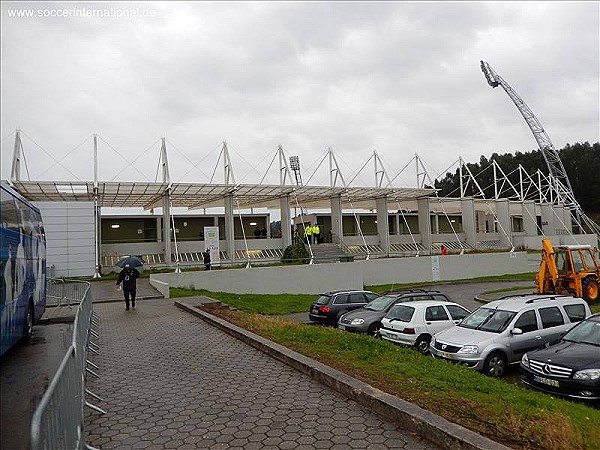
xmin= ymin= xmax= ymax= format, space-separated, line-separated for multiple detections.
xmin=171 ymin=285 xmax=600 ymax=450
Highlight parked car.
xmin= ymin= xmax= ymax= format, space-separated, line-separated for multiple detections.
xmin=308 ymin=290 xmax=380 ymax=326
xmin=379 ymin=300 xmax=471 ymax=354
xmin=430 ymin=294 xmax=591 ymax=377
xmin=338 ymin=290 xmax=453 ymax=336
xmin=520 ymin=313 xmax=600 ymax=402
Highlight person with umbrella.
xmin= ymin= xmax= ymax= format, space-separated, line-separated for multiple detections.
xmin=116 ymin=257 xmax=142 ymax=310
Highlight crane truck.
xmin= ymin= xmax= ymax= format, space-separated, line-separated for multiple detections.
xmin=535 ymin=239 xmax=600 ymax=304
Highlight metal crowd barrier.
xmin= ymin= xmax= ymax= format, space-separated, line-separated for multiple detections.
xmin=46 ymin=278 xmax=91 ymax=307
xmin=30 ymin=280 xmax=105 ymax=450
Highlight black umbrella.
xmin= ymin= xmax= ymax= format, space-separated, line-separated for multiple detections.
xmin=114 ymin=255 xmax=145 ymax=269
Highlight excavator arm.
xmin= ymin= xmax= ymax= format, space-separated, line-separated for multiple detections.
xmin=535 ymin=239 xmax=559 ymax=294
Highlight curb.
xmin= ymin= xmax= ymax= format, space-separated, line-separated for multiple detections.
xmin=175 ymin=300 xmax=511 ymax=450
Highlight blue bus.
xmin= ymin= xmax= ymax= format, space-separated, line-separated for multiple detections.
xmin=0 ymin=181 xmax=46 ymax=356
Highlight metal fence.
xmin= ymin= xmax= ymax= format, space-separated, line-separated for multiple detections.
xmin=46 ymin=278 xmax=91 ymax=307
xmin=30 ymin=280 xmax=104 ymax=450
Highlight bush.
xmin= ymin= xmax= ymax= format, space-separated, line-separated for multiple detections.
xmin=281 ymin=242 xmax=310 ymax=264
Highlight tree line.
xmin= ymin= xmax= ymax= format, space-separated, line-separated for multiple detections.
xmin=433 ymin=142 xmax=600 ymax=214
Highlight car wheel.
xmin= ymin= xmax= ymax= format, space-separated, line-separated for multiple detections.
xmin=415 ymin=335 xmax=431 ymax=355
xmin=367 ymin=322 xmax=381 ymax=336
xmin=483 ymin=352 xmax=507 ymax=377
xmin=582 ymin=277 xmax=599 ymax=304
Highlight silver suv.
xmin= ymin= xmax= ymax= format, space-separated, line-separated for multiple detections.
xmin=430 ymin=295 xmax=591 ymax=377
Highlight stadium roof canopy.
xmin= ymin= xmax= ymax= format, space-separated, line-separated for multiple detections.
xmin=11 ymin=181 xmax=435 ymax=210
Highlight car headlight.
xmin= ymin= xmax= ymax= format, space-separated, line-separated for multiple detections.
xmin=520 ymin=353 xmax=529 ymax=369
xmin=573 ymin=369 xmax=600 ymax=381
xmin=350 ymin=318 xmax=365 ymax=325
xmin=458 ymin=345 xmax=478 ymax=354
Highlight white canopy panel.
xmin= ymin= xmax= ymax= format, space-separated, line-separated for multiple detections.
xmin=10 ymin=181 xmax=435 ymax=210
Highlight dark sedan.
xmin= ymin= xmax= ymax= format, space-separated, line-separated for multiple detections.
xmin=520 ymin=313 xmax=600 ymax=402
xmin=338 ymin=290 xmax=453 ymax=336
xmin=308 ymin=290 xmax=380 ymax=326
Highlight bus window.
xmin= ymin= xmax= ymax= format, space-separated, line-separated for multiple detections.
xmin=1 ymin=190 xmax=19 ymax=232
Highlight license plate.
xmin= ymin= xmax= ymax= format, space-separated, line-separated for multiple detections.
xmin=311 ymin=308 xmax=318 ymax=314
xmin=533 ymin=375 xmax=559 ymax=387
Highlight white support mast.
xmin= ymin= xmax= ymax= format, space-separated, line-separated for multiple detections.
xmin=11 ymin=129 xmax=22 ymax=182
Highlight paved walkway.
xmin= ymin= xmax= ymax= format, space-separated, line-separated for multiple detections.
xmin=84 ymin=298 xmax=440 ymax=449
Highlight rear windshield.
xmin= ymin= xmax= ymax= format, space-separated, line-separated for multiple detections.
xmin=564 ymin=304 xmax=586 ymax=323
xmin=459 ymin=308 xmax=516 ymax=333
xmin=314 ymin=295 xmax=331 ymax=305
xmin=365 ymin=295 xmax=398 ymax=311
xmin=386 ymin=305 xmax=415 ymax=322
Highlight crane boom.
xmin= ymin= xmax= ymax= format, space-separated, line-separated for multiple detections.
xmin=480 ymin=60 xmax=574 ymax=196
xmin=480 ymin=60 xmax=600 ymax=242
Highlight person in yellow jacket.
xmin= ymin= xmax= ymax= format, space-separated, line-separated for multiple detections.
xmin=313 ymin=224 xmax=320 ymax=244
xmin=304 ymin=224 xmax=313 ymax=244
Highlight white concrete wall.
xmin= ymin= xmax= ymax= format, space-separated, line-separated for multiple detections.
xmin=358 ymin=257 xmax=434 ymax=285
xmin=151 ymin=263 xmax=364 ymax=294
xmin=152 ymin=251 xmax=530 ymax=294
xmin=520 ymin=234 xmax=598 ymax=250
xmin=36 ymin=202 xmax=96 ymax=277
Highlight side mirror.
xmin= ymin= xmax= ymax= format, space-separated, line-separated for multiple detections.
xmin=511 ymin=328 xmax=523 ymax=335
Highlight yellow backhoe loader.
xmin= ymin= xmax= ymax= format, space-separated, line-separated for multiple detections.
xmin=535 ymin=239 xmax=600 ymax=303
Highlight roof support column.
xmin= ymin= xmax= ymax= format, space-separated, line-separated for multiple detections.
xmin=496 ymin=199 xmax=512 ymax=247
xmin=156 ymin=217 xmax=162 ymax=242
xmin=162 ymin=192 xmax=172 ymax=266
xmin=93 ymin=134 xmax=102 ymax=278
xmin=541 ymin=203 xmax=554 ymax=236
xmin=563 ymin=207 xmax=573 ymax=235
xmin=418 ymin=197 xmax=432 ymax=254
xmin=522 ymin=201 xmax=537 ymax=236
xmin=461 ymin=197 xmax=477 ymax=249
xmin=553 ymin=205 xmax=567 ymax=235
xmin=224 ymin=194 xmax=235 ymax=262
xmin=376 ymin=197 xmax=390 ymax=255
xmin=330 ymin=195 xmax=343 ymax=242
xmin=279 ymin=195 xmax=292 ymax=248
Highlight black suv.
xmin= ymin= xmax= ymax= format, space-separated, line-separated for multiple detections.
xmin=338 ymin=289 xmax=453 ymax=336
xmin=308 ymin=290 xmax=380 ymax=326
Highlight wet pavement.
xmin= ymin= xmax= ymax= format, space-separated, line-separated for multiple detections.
xmin=85 ymin=297 xmax=441 ymax=449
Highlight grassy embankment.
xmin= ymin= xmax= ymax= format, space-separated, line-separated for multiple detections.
xmin=172 ymin=274 xmax=599 ymax=450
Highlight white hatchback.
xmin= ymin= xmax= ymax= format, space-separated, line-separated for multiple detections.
xmin=379 ymin=300 xmax=471 ymax=354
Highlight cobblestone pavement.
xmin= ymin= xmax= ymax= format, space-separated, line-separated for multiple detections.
xmin=85 ymin=298 xmax=441 ymax=449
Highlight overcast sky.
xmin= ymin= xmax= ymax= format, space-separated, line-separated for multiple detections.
xmin=1 ymin=1 xmax=598 ymax=190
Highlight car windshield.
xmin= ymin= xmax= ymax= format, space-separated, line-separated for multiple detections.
xmin=314 ymin=295 xmax=331 ymax=305
xmin=562 ymin=319 xmax=600 ymax=346
xmin=459 ymin=308 xmax=516 ymax=333
xmin=365 ymin=295 xmax=398 ymax=311
xmin=386 ymin=305 xmax=415 ymax=322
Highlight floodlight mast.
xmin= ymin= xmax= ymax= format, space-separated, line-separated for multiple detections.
xmin=480 ymin=60 xmax=574 ymax=198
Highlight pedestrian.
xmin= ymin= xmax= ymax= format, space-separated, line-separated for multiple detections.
xmin=203 ymin=250 xmax=211 ymax=271
xmin=313 ymin=224 xmax=320 ymax=244
xmin=441 ymin=245 xmax=448 ymax=255
xmin=304 ymin=224 xmax=313 ymax=244
xmin=116 ymin=263 xmax=140 ymax=310
xmin=261 ymin=227 xmax=267 ymax=238
xmin=254 ymin=227 xmax=261 ymax=239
